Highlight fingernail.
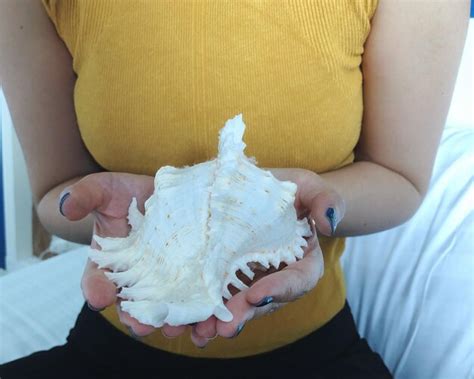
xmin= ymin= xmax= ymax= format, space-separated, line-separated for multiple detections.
xmin=255 ymin=296 xmax=274 ymax=307
xmin=127 ymin=327 xmax=141 ymax=341
xmin=233 ymin=322 xmax=245 ymax=338
xmin=326 ymin=208 xmax=338 ymax=235
xmin=87 ymin=302 xmax=105 ymax=312
xmin=161 ymin=330 xmax=176 ymax=339
xmin=59 ymin=192 xmax=70 ymax=217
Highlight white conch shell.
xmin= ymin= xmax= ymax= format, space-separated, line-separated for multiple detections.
xmin=89 ymin=114 xmax=320 ymax=327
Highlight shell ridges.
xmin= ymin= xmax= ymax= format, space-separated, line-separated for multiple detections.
xmin=88 ymin=114 xmax=321 ymax=327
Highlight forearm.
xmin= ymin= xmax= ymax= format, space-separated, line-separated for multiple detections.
xmin=321 ymin=161 xmax=423 ymax=237
xmin=35 ymin=162 xmax=423 ymax=242
xmin=37 ymin=177 xmax=94 ymax=245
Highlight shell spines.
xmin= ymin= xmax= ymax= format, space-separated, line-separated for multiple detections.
xmin=88 ymin=114 xmax=321 ymax=327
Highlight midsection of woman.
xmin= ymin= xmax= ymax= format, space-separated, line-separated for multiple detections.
xmin=42 ymin=0 xmax=377 ymax=358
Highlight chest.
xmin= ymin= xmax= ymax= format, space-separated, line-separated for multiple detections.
xmin=72 ymin=1 xmax=371 ymax=174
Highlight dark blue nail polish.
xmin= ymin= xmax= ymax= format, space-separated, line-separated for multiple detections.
xmin=162 ymin=330 xmax=175 ymax=339
xmin=233 ymin=322 xmax=245 ymax=338
xmin=326 ymin=207 xmax=338 ymax=235
xmin=255 ymin=296 xmax=274 ymax=307
xmin=127 ymin=327 xmax=141 ymax=341
xmin=59 ymin=192 xmax=70 ymax=217
xmin=87 ymin=302 xmax=105 ymax=312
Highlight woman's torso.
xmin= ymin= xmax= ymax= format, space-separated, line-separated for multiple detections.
xmin=43 ymin=0 xmax=377 ymax=358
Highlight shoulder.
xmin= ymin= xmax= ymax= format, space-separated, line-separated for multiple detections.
xmin=0 ymin=1 xmax=59 ymax=70
xmin=371 ymin=0 xmax=470 ymax=37
xmin=0 ymin=1 xmax=52 ymax=34
xmin=364 ymin=0 xmax=470 ymax=80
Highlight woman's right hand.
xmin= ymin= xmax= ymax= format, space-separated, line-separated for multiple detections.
xmin=59 ymin=172 xmax=188 ymax=338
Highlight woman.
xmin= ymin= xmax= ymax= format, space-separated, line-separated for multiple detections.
xmin=0 ymin=0 xmax=469 ymax=377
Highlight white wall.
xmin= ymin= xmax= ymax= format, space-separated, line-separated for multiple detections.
xmin=1 ymin=88 xmax=34 ymax=269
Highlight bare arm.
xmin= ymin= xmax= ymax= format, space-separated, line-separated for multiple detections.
xmin=0 ymin=0 xmax=100 ymax=244
xmin=320 ymin=0 xmax=470 ymax=236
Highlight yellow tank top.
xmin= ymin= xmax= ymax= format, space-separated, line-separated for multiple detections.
xmin=43 ymin=0 xmax=378 ymax=358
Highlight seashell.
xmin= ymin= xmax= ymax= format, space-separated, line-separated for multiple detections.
xmin=89 ymin=114 xmax=319 ymax=327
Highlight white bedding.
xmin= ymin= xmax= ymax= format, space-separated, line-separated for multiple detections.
xmin=0 ymin=249 xmax=88 ymax=364
xmin=342 ymin=126 xmax=474 ymax=378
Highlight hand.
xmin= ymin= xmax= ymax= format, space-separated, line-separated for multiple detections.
xmin=59 ymin=172 xmax=188 ymax=338
xmin=191 ymin=168 xmax=345 ymax=347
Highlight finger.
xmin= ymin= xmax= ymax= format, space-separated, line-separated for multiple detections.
xmin=116 ymin=302 xmax=156 ymax=337
xmin=194 ymin=316 xmax=218 ymax=339
xmin=81 ymin=259 xmax=117 ymax=310
xmin=245 ymin=247 xmax=324 ymax=306
xmin=251 ymin=301 xmax=285 ymax=320
xmin=59 ymin=173 xmax=113 ymax=221
xmin=264 ymin=169 xmax=345 ymax=235
xmin=162 ymin=324 xmax=188 ymax=339
xmin=216 ymin=245 xmax=324 ymax=338
xmin=304 ymin=190 xmax=345 ymax=236
xmin=191 ymin=325 xmax=212 ymax=348
xmin=216 ymin=290 xmax=254 ymax=338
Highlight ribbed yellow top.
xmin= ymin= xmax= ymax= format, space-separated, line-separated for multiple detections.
xmin=43 ymin=0 xmax=377 ymax=358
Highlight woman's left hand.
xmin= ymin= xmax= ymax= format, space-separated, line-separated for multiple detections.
xmin=188 ymin=168 xmax=345 ymax=347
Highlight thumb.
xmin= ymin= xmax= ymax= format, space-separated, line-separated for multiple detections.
xmin=59 ymin=173 xmax=112 ymax=221
xmin=306 ymin=190 xmax=345 ymax=237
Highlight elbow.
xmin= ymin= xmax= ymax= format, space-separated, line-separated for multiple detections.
xmin=36 ymin=193 xmax=56 ymax=237
xmin=397 ymin=178 xmax=426 ymax=227
xmin=404 ymin=188 xmax=424 ymax=224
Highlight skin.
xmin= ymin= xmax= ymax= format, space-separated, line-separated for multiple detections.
xmin=0 ymin=0 xmax=469 ymax=348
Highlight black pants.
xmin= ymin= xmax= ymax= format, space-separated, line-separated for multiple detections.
xmin=0 ymin=301 xmax=391 ymax=378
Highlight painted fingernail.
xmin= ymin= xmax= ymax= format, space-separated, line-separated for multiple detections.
xmin=326 ymin=207 xmax=338 ymax=235
xmin=255 ymin=296 xmax=274 ymax=307
xmin=87 ymin=302 xmax=105 ymax=312
xmin=162 ymin=332 xmax=174 ymax=339
xmin=127 ymin=327 xmax=141 ymax=341
xmin=59 ymin=192 xmax=70 ymax=217
xmin=233 ymin=322 xmax=245 ymax=338
xmin=162 ymin=330 xmax=177 ymax=339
